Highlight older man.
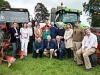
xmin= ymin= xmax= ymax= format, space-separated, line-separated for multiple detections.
xmin=50 ymin=22 xmax=57 ymax=42
xmin=54 ymin=36 xmax=66 ymax=60
xmin=27 ymin=22 xmax=33 ymax=54
xmin=43 ymin=35 xmax=55 ymax=59
xmin=76 ymin=28 xmax=98 ymax=71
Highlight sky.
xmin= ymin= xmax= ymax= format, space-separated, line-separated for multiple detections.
xmin=6 ymin=0 xmax=89 ymax=26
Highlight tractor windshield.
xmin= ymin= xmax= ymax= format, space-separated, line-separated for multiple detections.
xmin=56 ymin=12 xmax=79 ymax=23
xmin=0 ymin=11 xmax=29 ymax=22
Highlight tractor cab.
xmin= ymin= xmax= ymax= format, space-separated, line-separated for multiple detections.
xmin=0 ymin=8 xmax=30 ymax=30
xmin=55 ymin=8 xmax=89 ymax=29
xmin=50 ymin=6 xmax=89 ymax=29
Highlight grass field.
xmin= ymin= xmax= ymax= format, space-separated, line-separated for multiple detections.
xmin=0 ymin=53 xmax=100 ymax=75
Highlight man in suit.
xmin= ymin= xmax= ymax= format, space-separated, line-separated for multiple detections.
xmin=76 ymin=28 xmax=98 ymax=71
xmin=33 ymin=37 xmax=44 ymax=58
xmin=9 ymin=22 xmax=20 ymax=67
xmin=43 ymin=35 xmax=55 ymax=59
xmin=54 ymin=36 xmax=66 ymax=60
xmin=10 ymin=22 xmax=20 ymax=57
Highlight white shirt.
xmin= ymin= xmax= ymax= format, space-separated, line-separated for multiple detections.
xmin=28 ymin=27 xmax=33 ymax=36
xmin=82 ymin=33 xmax=98 ymax=50
xmin=14 ymin=27 xmax=18 ymax=38
xmin=57 ymin=42 xmax=59 ymax=49
xmin=14 ymin=27 xmax=18 ymax=33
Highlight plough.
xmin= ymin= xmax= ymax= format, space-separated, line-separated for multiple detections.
xmin=0 ymin=28 xmax=26 ymax=67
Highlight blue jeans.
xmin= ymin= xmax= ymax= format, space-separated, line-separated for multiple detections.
xmin=57 ymin=49 xmax=65 ymax=60
xmin=12 ymin=39 xmax=19 ymax=57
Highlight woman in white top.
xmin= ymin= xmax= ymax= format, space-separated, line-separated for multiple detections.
xmin=27 ymin=22 xmax=33 ymax=53
xmin=20 ymin=23 xmax=29 ymax=56
xmin=64 ymin=23 xmax=73 ymax=58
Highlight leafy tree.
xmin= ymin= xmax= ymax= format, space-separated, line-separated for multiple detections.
xmin=83 ymin=0 xmax=100 ymax=27
xmin=0 ymin=0 xmax=11 ymax=8
xmin=34 ymin=3 xmax=49 ymax=23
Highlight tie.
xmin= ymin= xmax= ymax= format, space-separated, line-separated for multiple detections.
xmin=58 ymin=43 xmax=59 ymax=49
xmin=47 ymin=42 xmax=49 ymax=48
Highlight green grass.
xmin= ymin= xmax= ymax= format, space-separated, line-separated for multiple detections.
xmin=0 ymin=54 xmax=100 ymax=75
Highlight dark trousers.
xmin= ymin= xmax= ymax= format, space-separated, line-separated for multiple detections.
xmin=56 ymin=49 xmax=65 ymax=60
xmin=33 ymin=50 xmax=43 ymax=58
xmin=12 ymin=39 xmax=19 ymax=57
xmin=28 ymin=36 xmax=33 ymax=53
xmin=66 ymin=48 xmax=72 ymax=58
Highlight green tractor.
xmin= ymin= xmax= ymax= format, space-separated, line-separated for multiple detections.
xmin=51 ymin=6 xmax=89 ymax=29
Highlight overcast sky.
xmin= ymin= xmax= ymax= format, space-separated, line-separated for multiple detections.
xmin=6 ymin=0 xmax=89 ymax=25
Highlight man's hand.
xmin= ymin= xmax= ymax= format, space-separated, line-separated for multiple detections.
xmin=36 ymin=49 xmax=39 ymax=53
xmin=82 ymin=49 xmax=86 ymax=54
xmin=60 ymin=36 xmax=63 ymax=39
xmin=54 ymin=49 xmax=57 ymax=52
xmin=14 ymin=33 xmax=18 ymax=36
xmin=44 ymin=49 xmax=47 ymax=52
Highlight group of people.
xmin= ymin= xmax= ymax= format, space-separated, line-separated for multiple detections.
xmin=10 ymin=22 xmax=33 ymax=58
xmin=10 ymin=21 xmax=98 ymax=71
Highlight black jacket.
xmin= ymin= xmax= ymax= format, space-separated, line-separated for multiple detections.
xmin=10 ymin=27 xmax=20 ymax=43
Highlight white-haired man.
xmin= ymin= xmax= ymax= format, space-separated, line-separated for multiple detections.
xmin=27 ymin=22 xmax=33 ymax=54
xmin=43 ymin=35 xmax=55 ymax=59
xmin=54 ymin=36 xmax=66 ymax=60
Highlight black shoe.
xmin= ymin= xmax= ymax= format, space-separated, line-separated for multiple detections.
xmin=85 ymin=68 xmax=91 ymax=71
xmin=39 ymin=56 xmax=42 ymax=58
xmin=59 ymin=58 xmax=62 ymax=60
xmin=77 ymin=64 xmax=83 ymax=66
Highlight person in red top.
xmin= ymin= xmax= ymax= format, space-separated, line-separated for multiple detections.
xmin=41 ymin=20 xmax=50 ymax=31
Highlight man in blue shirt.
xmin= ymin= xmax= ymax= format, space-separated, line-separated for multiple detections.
xmin=50 ymin=22 xmax=57 ymax=42
xmin=33 ymin=37 xmax=44 ymax=58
